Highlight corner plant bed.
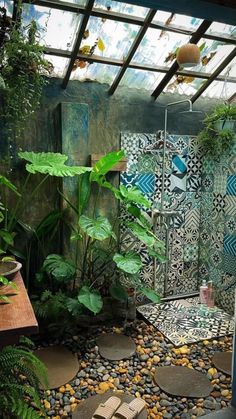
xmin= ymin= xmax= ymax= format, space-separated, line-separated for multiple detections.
xmin=197 ymin=103 xmax=236 ymax=159
xmin=17 ymin=150 xmax=165 ymax=330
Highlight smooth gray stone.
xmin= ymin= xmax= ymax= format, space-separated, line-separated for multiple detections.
xmin=212 ymin=352 xmax=232 ymax=376
xmin=154 ymin=366 xmax=213 ymax=398
xmin=97 ymin=333 xmax=136 ymax=360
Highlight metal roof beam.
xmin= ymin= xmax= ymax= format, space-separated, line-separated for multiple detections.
xmin=151 ymin=20 xmax=212 ymax=100
xmin=108 ymin=9 xmax=156 ymax=95
xmin=61 ymin=0 xmax=95 ymax=89
xmin=191 ymin=47 xmax=236 ymax=102
xmin=45 ymin=47 xmax=236 ymax=83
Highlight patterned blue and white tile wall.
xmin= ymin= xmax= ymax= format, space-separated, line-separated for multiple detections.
xmin=120 ymin=132 xmax=202 ymax=298
xmin=199 ymin=142 xmax=236 ymax=314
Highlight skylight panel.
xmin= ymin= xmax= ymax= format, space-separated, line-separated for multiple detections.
xmin=202 ymin=79 xmax=235 ymax=99
xmin=94 ymin=0 xmax=149 ymax=18
xmin=194 ymin=40 xmax=235 ymax=74
xmin=44 ymin=55 xmax=70 ymax=77
xmin=206 ymin=22 xmax=236 ymax=37
xmin=21 ymin=4 xmax=80 ymax=51
xmin=132 ymin=28 xmax=190 ymax=67
xmin=0 ymin=0 xmax=13 ymax=16
xmin=153 ymin=11 xmax=202 ymax=31
xmin=79 ymin=16 xmax=139 ymax=60
xmin=71 ymin=62 xmax=120 ymax=83
xmin=120 ymin=68 xmax=165 ymax=90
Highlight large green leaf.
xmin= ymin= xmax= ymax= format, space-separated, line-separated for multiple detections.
xmin=43 ymin=254 xmax=76 ymax=282
xmin=77 ymin=172 xmax=91 ymax=216
xmin=66 ymin=297 xmax=84 ymax=316
xmin=90 ymin=150 xmax=125 ymax=183
xmin=0 ymin=230 xmax=14 ymax=245
xmin=79 ymin=215 xmax=113 ymax=241
xmin=113 ymin=252 xmax=142 ymax=274
xmin=109 ymin=282 xmax=128 ymax=301
xmin=78 ymin=285 xmax=103 ymax=314
xmin=119 ymin=185 xmax=151 ymax=208
xmin=35 ymin=210 xmax=63 ymax=238
xmin=127 ymin=221 xmax=155 ymax=247
xmin=19 ymin=151 xmax=92 ymax=177
xmin=0 ymin=175 xmax=20 ymax=196
xmin=139 ymin=287 xmax=161 ymax=303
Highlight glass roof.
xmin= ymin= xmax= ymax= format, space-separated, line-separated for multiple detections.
xmin=22 ymin=4 xmax=80 ymax=51
xmin=1 ymin=0 xmax=235 ymax=99
xmin=94 ymin=0 xmax=149 ymax=17
xmin=80 ymin=16 xmax=140 ymax=59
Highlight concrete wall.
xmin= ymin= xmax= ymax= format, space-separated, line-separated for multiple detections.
xmin=20 ymin=78 xmax=219 ymax=154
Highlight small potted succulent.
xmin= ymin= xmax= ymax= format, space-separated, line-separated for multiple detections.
xmin=197 ymin=103 xmax=236 ymax=158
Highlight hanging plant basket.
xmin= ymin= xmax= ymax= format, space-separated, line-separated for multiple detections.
xmin=214 ymin=119 xmax=235 ymax=132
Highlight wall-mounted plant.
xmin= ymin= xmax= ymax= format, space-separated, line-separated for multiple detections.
xmin=0 ymin=10 xmax=52 ymax=139
xmin=197 ymin=103 xmax=236 ymax=159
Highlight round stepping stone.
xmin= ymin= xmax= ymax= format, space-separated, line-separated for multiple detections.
xmin=212 ymin=351 xmax=232 ymax=376
xmin=154 ymin=366 xmax=213 ymax=398
xmin=72 ymin=391 xmax=147 ymax=419
xmin=34 ymin=345 xmax=79 ymax=389
xmin=97 ymin=333 xmax=136 ymax=360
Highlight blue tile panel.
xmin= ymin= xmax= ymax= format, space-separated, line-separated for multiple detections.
xmin=137 ymin=173 xmax=155 ymax=194
xmin=224 ymin=234 xmax=236 ymax=256
xmin=226 ymin=175 xmax=236 ymax=196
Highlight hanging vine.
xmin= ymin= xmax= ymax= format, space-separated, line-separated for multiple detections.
xmin=0 ymin=3 xmax=53 ymax=139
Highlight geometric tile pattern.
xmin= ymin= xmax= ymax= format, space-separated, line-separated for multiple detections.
xmin=137 ymin=297 xmax=234 ymax=346
xmin=121 ymin=132 xmax=202 ymax=298
xmin=137 ymin=173 xmax=155 ymax=194
xmin=226 ymin=175 xmax=236 ymax=196
xmin=224 ymin=234 xmax=236 ymax=256
xmin=199 ymin=139 xmax=236 ymax=314
xmin=225 ymin=196 xmax=236 ymax=217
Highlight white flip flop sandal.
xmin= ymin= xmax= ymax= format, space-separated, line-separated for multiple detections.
xmin=112 ymin=398 xmax=146 ymax=419
xmin=92 ymin=396 xmax=122 ymax=419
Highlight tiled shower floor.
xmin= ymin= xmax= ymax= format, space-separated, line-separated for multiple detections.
xmin=137 ymin=297 xmax=234 ymax=346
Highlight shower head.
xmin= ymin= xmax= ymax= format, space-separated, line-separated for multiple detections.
xmin=179 ymin=110 xmax=203 ymax=114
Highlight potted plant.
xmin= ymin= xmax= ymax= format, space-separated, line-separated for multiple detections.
xmin=0 ymin=175 xmax=23 ymax=302
xmin=18 ymin=151 xmax=164 ymax=328
xmin=205 ymin=103 xmax=236 ymax=131
xmin=197 ymin=103 xmax=236 ymax=158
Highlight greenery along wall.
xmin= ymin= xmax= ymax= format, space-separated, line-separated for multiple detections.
xmin=199 ymin=138 xmax=236 ymax=314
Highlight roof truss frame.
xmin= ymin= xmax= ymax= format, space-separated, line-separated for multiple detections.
xmin=19 ymin=0 xmax=236 ymax=100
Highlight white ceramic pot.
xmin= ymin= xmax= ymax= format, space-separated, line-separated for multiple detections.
xmin=214 ymin=119 xmax=235 ymax=131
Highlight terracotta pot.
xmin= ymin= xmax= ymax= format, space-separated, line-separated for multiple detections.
xmin=177 ymin=43 xmax=200 ymax=67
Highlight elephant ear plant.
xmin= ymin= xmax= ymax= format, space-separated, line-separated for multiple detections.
xmin=19 ymin=150 xmax=164 ymax=321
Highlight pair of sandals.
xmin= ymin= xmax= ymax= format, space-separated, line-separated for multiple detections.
xmin=92 ymin=396 xmax=146 ymax=419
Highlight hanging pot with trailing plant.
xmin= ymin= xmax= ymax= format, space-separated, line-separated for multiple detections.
xmin=197 ymin=103 xmax=236 ymax=159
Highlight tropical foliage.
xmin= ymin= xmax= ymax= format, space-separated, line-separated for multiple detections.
xmin=19 ymin=150 xmax=165 ymax=319
xmin=0 ymin=337 xmax=47 ymax=419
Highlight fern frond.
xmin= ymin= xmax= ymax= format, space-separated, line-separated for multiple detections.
xmin=11 ymin=396 xmax=43 ymax=419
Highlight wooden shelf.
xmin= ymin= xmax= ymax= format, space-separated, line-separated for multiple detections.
xmin=0 ymin=272 xmax=38 ymax=346
xmin=90 ymin=154 xmax=127 ymax=172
